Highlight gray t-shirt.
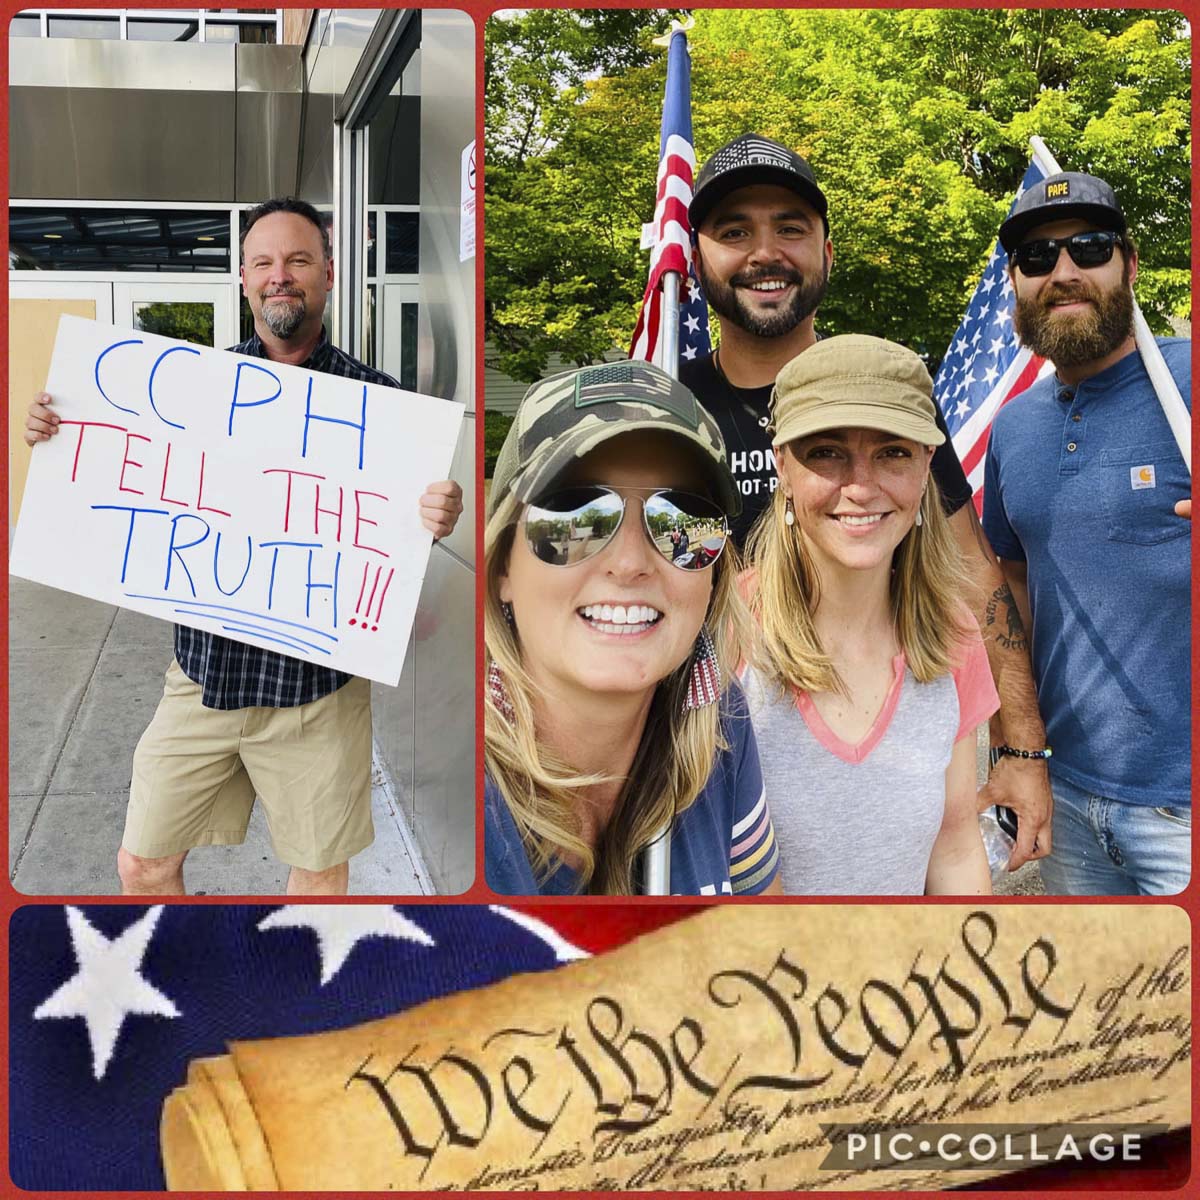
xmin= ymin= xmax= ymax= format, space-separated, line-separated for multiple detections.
xmin=742 ymin=635 xmax=996 ymax=895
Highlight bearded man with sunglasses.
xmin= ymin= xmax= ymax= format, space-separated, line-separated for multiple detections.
xmin=679 ymin=133 xmax=1053 ymax=875
xmin=983 ymin=172 xmax=1191 ymax=895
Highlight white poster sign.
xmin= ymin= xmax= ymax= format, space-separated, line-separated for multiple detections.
xmin=460 ymin=139 xmax=477 ymax=262
xmin=11 ymin=316 xmax=465 ymax=686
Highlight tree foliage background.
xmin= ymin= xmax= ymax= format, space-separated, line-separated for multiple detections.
xmin=485 ymin=8 xmax=1191 ymax=383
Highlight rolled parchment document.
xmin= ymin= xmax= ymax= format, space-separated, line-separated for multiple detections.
xmin=162 ymin=905 xmax=1190 ymax=1190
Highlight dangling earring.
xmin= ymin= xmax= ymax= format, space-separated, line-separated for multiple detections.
xmin=488 ymin=660 xmax=515 ymax=722
xmin=682 ymin=625 xmax=721 ymax=712
xmin=915 ymin=508 xmax=923 ymax=528
xmin=500 ymin=600 xmax=515 ymax=626
xmin=784 ymin=498 xmax=796 ymax=527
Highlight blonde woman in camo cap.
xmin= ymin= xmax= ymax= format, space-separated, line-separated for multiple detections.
xmin=485 ymin=361 xmax=780 ymax=895
xmin=744 ymin=334 xmax=996 ymax=895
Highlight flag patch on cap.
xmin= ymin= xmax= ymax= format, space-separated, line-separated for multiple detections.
xmin=1130 ymin=464 xmax=1156 ymax=490
xmin=1046 ymin=180 xmax=1070 ymax=199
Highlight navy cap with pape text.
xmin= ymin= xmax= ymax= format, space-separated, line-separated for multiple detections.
xmin=999 ymin=171 xmax=1127 ymax=253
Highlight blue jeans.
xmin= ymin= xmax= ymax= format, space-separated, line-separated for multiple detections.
xmin=1039 ymin=776 xmax=1191 ymax=896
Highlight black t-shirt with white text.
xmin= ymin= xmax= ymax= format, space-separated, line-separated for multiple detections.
xmin=679 ymin=352 xmax=973 ymax=549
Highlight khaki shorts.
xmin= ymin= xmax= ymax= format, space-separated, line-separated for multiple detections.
xmin=123 ymin=661 xmax=374 ymax=871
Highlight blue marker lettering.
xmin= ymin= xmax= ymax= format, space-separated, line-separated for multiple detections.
xmin=228 ymin=361 xmax=282 ymax=437
xmin=258 ymin=539 xmax=321 ymax=611
xmin=165 ymin=513 xmax=211 ymax=596
xmin=301 ymin=378 xmax=367 ymax=470
xmin=94 ymin=339 xmax=144 ymax=417
xmin=91 ymin=504 xmax=169 ymax=583
xmin=148 ymin=345 xmax=199 ymax=431
xmin=212 ymin=532 xmax=253 ymax=596
xmin=305 ymin=548 xmax=341 ymax=622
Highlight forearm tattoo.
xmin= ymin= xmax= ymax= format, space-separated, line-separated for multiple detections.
xmin=984 ymin=583 xmax=1028 ymax=652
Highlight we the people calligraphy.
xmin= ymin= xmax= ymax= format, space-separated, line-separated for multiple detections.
xmin=345 ymin=912 xmax=1083 ymax=1171
xmin=162 ymin=906 xmax=1189 ymax=1191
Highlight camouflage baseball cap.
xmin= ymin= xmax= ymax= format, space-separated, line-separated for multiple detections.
xmin=489 ymin=361 xmax=741 ymax=519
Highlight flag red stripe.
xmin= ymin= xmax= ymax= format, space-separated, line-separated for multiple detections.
xmin=655 ymin=154 xmax=693 ymax=199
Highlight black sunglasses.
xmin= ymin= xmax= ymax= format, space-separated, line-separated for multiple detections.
xmin=1010 ymin=230 xmax=1124 ymax=277
xmin=522 ymin=486 xmax=730 ymax=571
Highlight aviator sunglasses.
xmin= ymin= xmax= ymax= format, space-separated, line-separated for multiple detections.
xmin=522 ymin=486 xmax=730 ymax=572
xmin=1009 ymin=229 xmax=1124 ymax=277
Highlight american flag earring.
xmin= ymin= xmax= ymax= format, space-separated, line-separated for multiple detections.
xmin=683 ymin=625 xmax=721 ymax=711
xmin=488 ymin=660 xmax=515 ymax=722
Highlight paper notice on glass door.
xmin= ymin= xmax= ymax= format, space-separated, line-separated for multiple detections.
xmin=460 ymin=140 xmax=476 ymax=262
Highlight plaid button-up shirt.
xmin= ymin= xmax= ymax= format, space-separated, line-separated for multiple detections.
xmin=174 ymin=329 xmax=401 ymax=709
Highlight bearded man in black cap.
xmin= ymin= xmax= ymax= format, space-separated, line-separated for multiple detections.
xmin=681 ymin=132 xmax=1052 ymax=873
xmin=984 ymin=172 xmax=1191 ymax=895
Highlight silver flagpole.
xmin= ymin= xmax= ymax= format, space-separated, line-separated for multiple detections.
xmin=641 ymin=269 xmax=682 ymax=896
xmin=1028 ymin=136 xmax=1191 ymax=475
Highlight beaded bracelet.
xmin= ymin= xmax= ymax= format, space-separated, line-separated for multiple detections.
xmin=995 ymin=745 xmax=1053 ymax=760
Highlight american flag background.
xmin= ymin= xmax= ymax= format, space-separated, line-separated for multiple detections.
xmin=8 ymin=903 xmax=694 ymax=1191
xmin=6 ymin=903 xmax=1187 ymax=1191
xmin=933 ymin=159 xmax=1054 ymax=511
xmin=629 ymin=26 xmax=712 ymax=371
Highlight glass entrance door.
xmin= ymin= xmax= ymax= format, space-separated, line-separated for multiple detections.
xmin=381 ymin=282 xmax=420 ymax=390
xmin=113 ymin=281 xmax=236 ymax=348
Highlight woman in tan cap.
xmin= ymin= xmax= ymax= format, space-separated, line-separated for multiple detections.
xmin=484 ymin=361 xmax=781 ymax=895
xmin=743 ymin=334 xmax=996 ymax=895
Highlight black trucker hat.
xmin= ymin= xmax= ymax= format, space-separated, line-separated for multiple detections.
xmin=999 ymin=171 xmax=1127 ymax=253
xmin=689 ymin=133 xmax=828 ymax=232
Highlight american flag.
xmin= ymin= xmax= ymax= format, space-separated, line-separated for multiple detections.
xmin=933 ymin=159 xmax=1054 ymax=511
xmin=630 ymin=26 xmax=711 ymax=370
xmin=8 ymin=903 xmax=694 ymax=1190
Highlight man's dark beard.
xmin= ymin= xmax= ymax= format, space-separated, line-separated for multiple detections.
xmin=1013 ymin=270 xmax=1134 ymax=368
xmin=261 ymin=292 xmax=307 ymax=339
xmin=697 ymin=258 xmax=828 ymax=339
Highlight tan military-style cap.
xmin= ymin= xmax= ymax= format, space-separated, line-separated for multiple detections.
xmin=771 ymin=334 xmax=946 ymax=447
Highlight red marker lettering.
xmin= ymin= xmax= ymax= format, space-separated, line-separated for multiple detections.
xmin=196 ymin=451 xmax=232 ymax=517
xmin=58 ymin=420 xmax=127 ymax=484
xmin=119 ymin=432 xmax=151 ymax=495
xmin=159 ymin=441 xmax=188 ymax=507
xmin=263 ymin=468 xmax=323 ymax=533
xmin=353 ymin=489 xmax=390 ymax=557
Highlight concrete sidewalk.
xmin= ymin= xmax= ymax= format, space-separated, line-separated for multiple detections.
xmin=8 ymin=576 xmax=434 ymax=896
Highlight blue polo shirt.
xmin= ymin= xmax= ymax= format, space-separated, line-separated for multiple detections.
xmin=485 ymin=685 xmax=779 ymax=895
xmin=982 ymin=338 xmax=1190 ymax=805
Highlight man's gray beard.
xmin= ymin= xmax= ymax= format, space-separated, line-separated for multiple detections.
xmin=697 ymin=260 xmax=828 ymax=339
xmin=1013 ymin=273 xmax=1134 ymax=368
xmin=261 ymin=296 xmax=307 ymax=339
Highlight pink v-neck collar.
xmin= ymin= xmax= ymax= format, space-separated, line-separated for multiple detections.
xmin=793 ymin=653 xmax=907 ymax=764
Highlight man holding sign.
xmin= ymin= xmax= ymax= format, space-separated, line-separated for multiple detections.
xmin=24 ymin=198 xmax=464 ymax=897
xmin=983 ymin=173 xmax=1191 ymax=894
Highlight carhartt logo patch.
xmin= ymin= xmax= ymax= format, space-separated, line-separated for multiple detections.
xmin=1130 ymin=464 xmax=1156 ymax=490
xmin=1046 ymin=180 xmax=1070 ymax=199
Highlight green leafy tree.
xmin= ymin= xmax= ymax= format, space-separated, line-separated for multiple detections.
xmin=134 ymin=302 xmax=215 ymax=347
xmin=486 ymin=9 xmax=1190 ymax=382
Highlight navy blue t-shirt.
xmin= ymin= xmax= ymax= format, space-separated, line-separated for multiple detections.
xmin=485 ymin=685 xmax=779 ymax=895
xmin=983 ymin=338 xmax=1190 ymax=804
